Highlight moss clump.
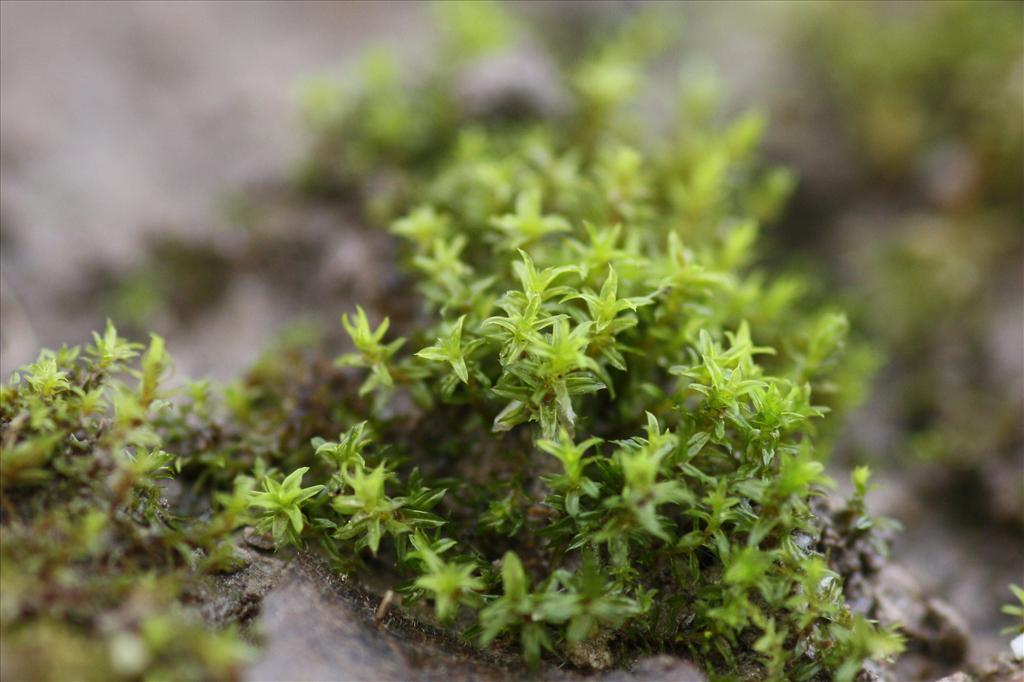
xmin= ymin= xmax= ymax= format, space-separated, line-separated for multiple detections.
xmin=0 ymin=325 xmax=253 ymax=680
xmin=2 ymin=4 xmax=904 ymax=681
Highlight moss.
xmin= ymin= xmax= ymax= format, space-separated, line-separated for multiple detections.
xmin=0 ymin=325 xmax=253 ymax=680
xmin=1 ymin=4 xmax=910 ymax=681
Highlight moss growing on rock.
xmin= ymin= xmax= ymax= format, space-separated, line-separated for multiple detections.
xmin=1 ymin=4 xmax=907 ymax=681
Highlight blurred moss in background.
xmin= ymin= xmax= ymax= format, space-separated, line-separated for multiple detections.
xmin=796 ymin=0 xmax=1022 ymax=511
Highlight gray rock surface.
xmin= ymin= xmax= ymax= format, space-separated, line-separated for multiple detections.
xmin=246 ymin=554 xmax=521 ymax=682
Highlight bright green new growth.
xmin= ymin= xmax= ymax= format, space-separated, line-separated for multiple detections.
xmin=411 ymin=532 xmax=486 ymax=623
xmin=1002 ymin=585 xmax=1024 ymax=637
xmin=338 ymin=305 xmax=406 ymax=396
xmin=279 ymin=5 xmax=902 ymax=679
xmin=249 ymin=467 xmax=324 ymax=545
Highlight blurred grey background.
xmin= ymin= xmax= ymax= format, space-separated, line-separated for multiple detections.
xmin=1 ymin=1 xmax=435 ymax=377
